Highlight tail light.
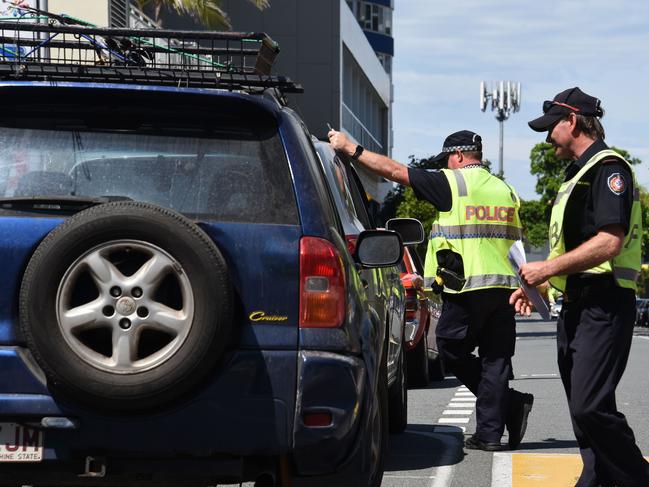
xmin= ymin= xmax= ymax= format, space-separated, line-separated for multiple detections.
xmin=299 ymin=237 xmax=346 ymax=328
xmin=405 ymin=287 xmax=419 ymax=321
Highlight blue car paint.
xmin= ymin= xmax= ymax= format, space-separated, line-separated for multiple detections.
xmin=0 ymin=216 xmax=64 ymax=343
xmin=0 ymin=81 xmax=387 ymax=483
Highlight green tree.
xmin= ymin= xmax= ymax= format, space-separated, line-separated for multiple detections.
xmin=136 ymin=0 xmax=269 ymax=29
xmin=640 ymin=188 xmax=649 ymax=260
xmin=395 ymin=187 xmax=436 ymax=257
xmin=519 ymin=199 xmax=550 ymax=248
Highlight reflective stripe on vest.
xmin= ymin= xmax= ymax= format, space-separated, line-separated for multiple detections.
xmin=430 ymin=223 xmax=523 ymax=240
xmin=423 ymin=167 xmax=523 ymax=293
xmin=614 ymin=266 xmax=640 ymax=282
xmin=464 ymin=274 xmax=520 ymax=290
xmin=547 ymin=149 xmax=642 ymax=292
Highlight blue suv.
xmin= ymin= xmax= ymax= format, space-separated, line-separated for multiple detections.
xmin=0 ymin=17 xmax=412 ymax=487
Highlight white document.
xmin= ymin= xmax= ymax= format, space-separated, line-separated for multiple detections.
xmin=508 ymin=241 xmax=551 ymax=320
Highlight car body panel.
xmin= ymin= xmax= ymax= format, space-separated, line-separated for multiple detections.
xmin=0 ymin=78 xmax=399 ymax=484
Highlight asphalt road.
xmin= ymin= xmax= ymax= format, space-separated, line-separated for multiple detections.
xmin=383 ymin=315 xmax=649 ymax=487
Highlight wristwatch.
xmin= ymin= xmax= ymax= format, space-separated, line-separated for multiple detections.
xmin=351 ymin=145 xmax=364 ymax=160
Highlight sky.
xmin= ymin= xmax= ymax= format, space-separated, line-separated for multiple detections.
xmin=391 ymin=0 xmax=649 ymax=200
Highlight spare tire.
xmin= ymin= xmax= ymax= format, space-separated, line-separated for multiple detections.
xmin=19 ymin=202 xmax=233 ymax=411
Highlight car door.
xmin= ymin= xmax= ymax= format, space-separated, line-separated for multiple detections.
xmin=313 ymin=142 xmax=403 ymax=378
xmin=339 ymin=157 xmax=405 ymax=383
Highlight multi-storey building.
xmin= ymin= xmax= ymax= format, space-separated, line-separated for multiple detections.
xmin=8 ymin=0 xmax=394 ymax=202
xmin=163 ymin=1 xmax=395 ymax=201
xmin=345 ymin=0 xmax=394 ymax=76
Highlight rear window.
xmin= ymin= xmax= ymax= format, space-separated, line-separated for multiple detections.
xmin=0 ymin=94 xmax=298 ymax=224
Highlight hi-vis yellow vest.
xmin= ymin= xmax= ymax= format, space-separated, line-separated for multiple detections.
xmin=548 ymin=149 xmax=642 ymax=292
xmin=423 ymin=167 xmax=523 ymax=293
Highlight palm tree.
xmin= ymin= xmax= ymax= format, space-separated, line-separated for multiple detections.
xmin=135 ymin=0 xmax=269 ymax=29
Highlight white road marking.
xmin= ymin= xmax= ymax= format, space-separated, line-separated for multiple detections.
xmin=517 ymin=373 xmax=559 ymax=378
xmin=455 ymin=392 xmax=476 ymax=397
xmin=451 ymin=397 xmax=476 ymax=402
xmin=384 ymin=474 xmax=436 ymax=479
xmin=446 ymin=402 xmax=476 ymax=408
xmin=635 ymin=335 xmax=649 ymax=340
xmin=438 ymin=417 xmax=470 ymax=424
xmin=442 ymin=410 xmax=473 ymax=415
xmin=491 ymin=452 xmax=512 ymax=487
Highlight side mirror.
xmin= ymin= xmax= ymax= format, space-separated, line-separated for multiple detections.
xmin=385 ymin=218 xmax=424 ymax=245
xmin=355 ymin=230 xmax=403 ymax=268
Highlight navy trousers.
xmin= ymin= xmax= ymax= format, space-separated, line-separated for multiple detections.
xmin=436 ymin=288 xmax=516 ymax=442
xmin=558 ymin=280 xmax=649 ymax=487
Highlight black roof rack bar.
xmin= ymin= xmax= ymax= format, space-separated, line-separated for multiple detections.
xmin=0 ymin=63 xmax=304 ymax=93
xmin=0 ymin=20 xmax=303 ymax=93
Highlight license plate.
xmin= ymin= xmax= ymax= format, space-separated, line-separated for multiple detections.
xmin=0 ymin=423 xmax=43 ymax=462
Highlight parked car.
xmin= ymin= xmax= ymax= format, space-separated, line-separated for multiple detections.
xmin=0 ymin=22 xmax=407 ymax=487
xmin=636 ymin=298 xmax=649 ymax=327
xmin=391 ymin=245 xmax=443 ymax=386
xmin=313 ymin=141 xmax=411 ymax=433
xmin=386 ymin=235 xmax=444 ymax=383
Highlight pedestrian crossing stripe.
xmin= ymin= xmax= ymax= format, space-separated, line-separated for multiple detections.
xmin=492 ymin=453 xmax=649 ymax=486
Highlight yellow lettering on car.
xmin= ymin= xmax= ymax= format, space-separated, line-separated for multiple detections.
xmin=249 ymin=311 xmax=288 ymax=322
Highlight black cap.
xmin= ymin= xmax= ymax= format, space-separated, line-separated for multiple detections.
xmin=528 ymin=87 xmax=603 ymax=132
xmin=430 ymin=130 xmax=482 ymax=164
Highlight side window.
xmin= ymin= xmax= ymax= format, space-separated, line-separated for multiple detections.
xmin=330 ymin=154 xmax=361 ymax=223
xmin=341 ymin=160 xmax=374 ymax=229
xmin=296 ymin=128 xmax=345 ymax=237
xmin=314 ymin=143 xmax=366 ymax=236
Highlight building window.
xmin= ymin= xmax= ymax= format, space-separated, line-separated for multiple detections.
xmin=376 ymin=52 xmax=392 ymax=75
xmin=346 ymin=0 xmax=392 ymax=36
xmin=109 ymin=0 xmax=130 ymax=27
xmin=342 ymin=47 xmax=388 ymax=155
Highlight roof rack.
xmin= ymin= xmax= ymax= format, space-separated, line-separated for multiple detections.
xmin=0 ymin=12 xmax=303 ymax=93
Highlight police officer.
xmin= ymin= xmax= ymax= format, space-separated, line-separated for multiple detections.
xmin=512 ymin=87 xmax=648 ymax=486
xmin=328 ymin=129 xmax=533 ymax=451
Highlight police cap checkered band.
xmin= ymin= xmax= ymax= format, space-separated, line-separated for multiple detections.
xmin=442 ymin=144 xmax=480 ymax=153
xmin=429 ymin=130 xmax=483 ymax=164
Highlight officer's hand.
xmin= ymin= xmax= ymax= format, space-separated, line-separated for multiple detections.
xmin=328 ymin=130 xmax=352 ymax=155
xmin=519 ymin=261 xmax=550 ymax=287
xmin=510 ymin=288 xmax=534 ymax=316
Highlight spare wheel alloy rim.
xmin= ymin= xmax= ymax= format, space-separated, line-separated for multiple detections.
xmin=55 ymin=239 xmax=195 ymax=374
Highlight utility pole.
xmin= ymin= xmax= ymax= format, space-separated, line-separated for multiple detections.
xmin=480 ymin=81 xmax=521 ymax=177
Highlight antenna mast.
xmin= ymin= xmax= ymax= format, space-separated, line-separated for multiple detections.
xmin=480 ymin=81 xmax=521 ymax=176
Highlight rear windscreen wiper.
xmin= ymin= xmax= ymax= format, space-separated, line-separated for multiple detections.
xmin=0 ymin=195 xmax=132 ymax=212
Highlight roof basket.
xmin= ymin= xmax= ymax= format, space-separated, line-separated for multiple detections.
xmin=0 ymin=16 xmax=303 ymax=93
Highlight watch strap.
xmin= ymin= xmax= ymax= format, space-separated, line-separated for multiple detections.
xmin=352 ymin=145 xmax=364 ymax=160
